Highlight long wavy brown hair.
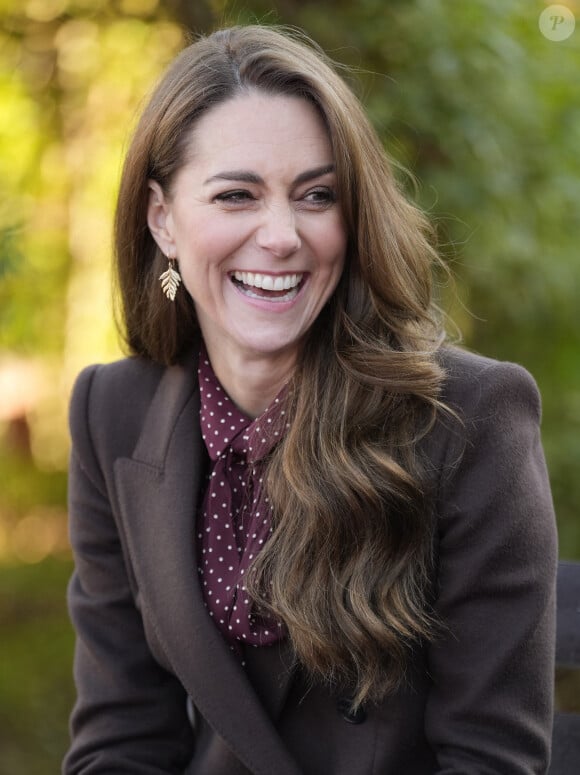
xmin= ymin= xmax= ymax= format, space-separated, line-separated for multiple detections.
xmin=115 ymin=25 xmax=447 ymax=708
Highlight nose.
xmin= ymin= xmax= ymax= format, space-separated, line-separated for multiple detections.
xmin=255 ymin=204 xmax=301 ymax=258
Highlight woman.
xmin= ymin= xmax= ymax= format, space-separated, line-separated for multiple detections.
xmin=64 ymin=25 xmax=557 ymax=775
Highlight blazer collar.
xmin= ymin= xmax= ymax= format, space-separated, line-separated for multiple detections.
xmin=113 ymin=357 xmax=299 ymax=775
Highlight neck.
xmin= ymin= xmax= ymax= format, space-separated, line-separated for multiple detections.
xmin=203 ymin=345 xmax=296 ymax=418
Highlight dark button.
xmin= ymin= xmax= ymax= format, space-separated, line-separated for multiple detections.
xmin=337 ymin=697 xmax=367 ymax=724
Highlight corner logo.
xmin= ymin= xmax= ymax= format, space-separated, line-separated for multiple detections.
xmin=539 ymin=4 xmax=576 ymax=41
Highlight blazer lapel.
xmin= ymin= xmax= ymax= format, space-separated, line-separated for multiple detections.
xmin=113 ymin=360 xmax=300 ymax=775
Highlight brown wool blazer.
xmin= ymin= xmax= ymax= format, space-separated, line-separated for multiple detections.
xmin=63 ymin=346 xmax=557 ymax=775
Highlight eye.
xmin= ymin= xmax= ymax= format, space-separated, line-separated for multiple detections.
xmin=213 ymin=190 xmax=255 ymax=205
xmin=302 ymin=186 xmax=337 ymax=208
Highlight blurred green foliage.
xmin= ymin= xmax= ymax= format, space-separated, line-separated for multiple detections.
xmin=1 ymin=0 xmax=579 ymax=771
xmin=0 ymin=558 xmax=75 ymax=775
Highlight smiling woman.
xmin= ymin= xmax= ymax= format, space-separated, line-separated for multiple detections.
xmin=145 ymin=92 xmax=346 ymax=415
xmin=64 ymin=24 xmax=557 ymax=775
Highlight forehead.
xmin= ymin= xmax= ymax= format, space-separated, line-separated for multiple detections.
xmin=181 ymin=92 xmax=334 ymax=174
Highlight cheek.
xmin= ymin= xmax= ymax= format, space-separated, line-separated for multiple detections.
xmin=319 ymin=215 xmax=347 ymax=265
xmin=324 ymin=234 xmax=347 ymax=276
xmin=173 ymin=210 xmax=248 ymax=257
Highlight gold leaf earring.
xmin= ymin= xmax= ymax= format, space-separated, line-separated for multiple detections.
xmin=159 ymin=255 xmax=181 ymax=301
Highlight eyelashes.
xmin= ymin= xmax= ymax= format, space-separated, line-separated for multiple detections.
xmin=214 ymin=190 xmax=254 ymax=203
xmin=303 ymin=187 xmax=337 ymax=205
xmin=213 ymin=186 xmax=338 ymax=209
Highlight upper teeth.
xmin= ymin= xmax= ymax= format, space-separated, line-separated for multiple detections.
xmin=233 ymin=271 xmax=303 ymax=291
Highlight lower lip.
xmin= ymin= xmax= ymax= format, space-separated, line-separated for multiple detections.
xmin=230 ymin=276 xmax=307 ymax=312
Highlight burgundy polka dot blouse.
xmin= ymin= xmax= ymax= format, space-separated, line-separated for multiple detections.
xmin=197 ymin=349 xmax=287 ymax=650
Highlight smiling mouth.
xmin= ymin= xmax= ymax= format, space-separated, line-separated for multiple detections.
xmin=231 ymin=271 xmax=305 ymax=301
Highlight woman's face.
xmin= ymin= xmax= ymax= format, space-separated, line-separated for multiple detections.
xmin=147 ymin=91 xmax=347 ymax=375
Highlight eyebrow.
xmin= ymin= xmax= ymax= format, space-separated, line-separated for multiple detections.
xmin=203 ymin=164 xmax=335 ymax=187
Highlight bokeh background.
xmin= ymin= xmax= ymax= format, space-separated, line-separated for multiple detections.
xmin=1 ymin=0 xmax=579 ymax=771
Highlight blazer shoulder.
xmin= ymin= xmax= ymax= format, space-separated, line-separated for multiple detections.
xmin=69 ymin=357 xmax=167 ymax=463
xmin=436 ymin=345 xmax=541 ymax=423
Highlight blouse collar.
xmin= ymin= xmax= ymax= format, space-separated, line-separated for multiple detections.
xmin=198 ymin=347 xmax=289 ymax=464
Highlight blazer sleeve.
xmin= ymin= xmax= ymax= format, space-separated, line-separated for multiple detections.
xmin=63 ymin=366 xmax=194 ymax=774
xmin=424 ymin=359 xmax=557 ymax=774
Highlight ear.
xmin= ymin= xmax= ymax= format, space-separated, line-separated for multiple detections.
xmin=147 ymin=180 xmax=176 ymax=257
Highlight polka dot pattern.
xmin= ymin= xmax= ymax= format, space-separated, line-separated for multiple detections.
xmin=197 ymin=349 xmax=288 ymax=649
